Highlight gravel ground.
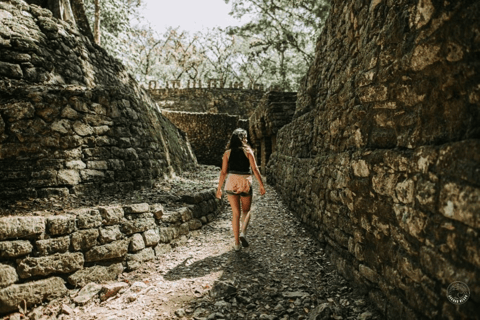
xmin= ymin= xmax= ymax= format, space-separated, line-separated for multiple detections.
xmin=3 ymin=168 xmax=382 ymax=320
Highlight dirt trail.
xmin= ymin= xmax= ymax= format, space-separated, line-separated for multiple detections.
xmin=14 ymin=177 xmax=381 ymax=320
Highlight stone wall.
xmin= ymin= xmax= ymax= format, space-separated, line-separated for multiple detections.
xmin=0 ymin=188 xmax=222 ymax=314
xmin=267 ymin=1 xmax=480 ymax=319
xmin=0 ymin=1 xmax=197 ymax=200
xmin=150 ymin=88 xmax=264 ymax=119
xmin=162 ymin=110 xmax=248 ymax=167
xmin=248 ymin=91 xmax=297 ymax=173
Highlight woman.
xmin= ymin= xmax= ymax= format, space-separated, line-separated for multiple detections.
xmin=216 ymin=128 xmax=266 ymax=251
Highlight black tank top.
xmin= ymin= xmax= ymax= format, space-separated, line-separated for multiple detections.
xmin=228 ymin=148 xmax=251 ymax=174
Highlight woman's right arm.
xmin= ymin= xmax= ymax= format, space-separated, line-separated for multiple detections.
xmin=247 ymin=150 xmax=266 ymax=195
xmin=216 ymin=151 xmax=229 ymax=199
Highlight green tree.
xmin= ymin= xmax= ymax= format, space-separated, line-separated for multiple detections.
xmin=83 ymin=0 xmax=141 ymax=56
xmin=225 ymin=0 xmax=330 ymax=90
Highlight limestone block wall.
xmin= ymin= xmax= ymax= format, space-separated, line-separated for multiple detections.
xmin=0 ymin=188 xmax=222 ymax=314
xmin=150 ymin=88 xmax=264 ymax=119
xmin=0 ymin=84 xmax=197 ymax=200
xmin=0 ymin=1 xmax=197 ymax=199
xmin=162 ymin=110 xmax=249 ymax=167
xmin=267 ymin=1 xmax=480 ymax=319
xmin=248 ymin=91 xmax=297 ymax=173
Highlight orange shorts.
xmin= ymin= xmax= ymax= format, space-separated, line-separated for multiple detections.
xmin=225 ymin=174 xmax=252 ymax=197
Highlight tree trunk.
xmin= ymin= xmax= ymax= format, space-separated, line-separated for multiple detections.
xmin=94 ymin=0 xmax=101 ymax=45
xmin=25 ymin=0 xmax=94 ymax=41
xmin=70 ymin=0 xmax=94 ymax=41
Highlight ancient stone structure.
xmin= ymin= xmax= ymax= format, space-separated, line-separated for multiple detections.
xmin=248 ymin=91 xmax=297 ymax=174
xmin=0 ymin=1 xmax=196 ymax=200
xmin=0 ymin=188 xmax=223 ymax=314
xmin=267 ymin=1 xmax=480 ymax=319
xmin=162 ymin=110 xmax=248 ymax=167
xmin=149 ymin=88 xmax=264 ymax=118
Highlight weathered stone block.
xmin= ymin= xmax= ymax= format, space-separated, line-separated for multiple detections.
xmin=98 ymin=206 xmax=124 ymax=225
xmin=351 ymin=160 xmax=370 ymax=177
xmin=179 ymin=222 xmax=189 ymax=236
xmin=179 ymin=207 xmax=193 ymax=222
xmin=87 ymin=160 xmax=108 ymax=170
xmin=17 ymin=252 xmax=84 ymax=279
xmin=36 ymin=236 xmax=70 ymax=256
xmin=71 ymin=228 xmax=99 ymax=251
xmin=57 ymin=169 xmax=80 ymax=185
xmin=143 ymin=229 xmax=160 ymax=247
xmin=0 ymin=264 xmax=18 ymax=289
xmin=72 ymin=121 xmax=94 ymax=136
xmin=99 ymin=282 xmax=129 ymax=301
xmin=68 ymin=263 xmax=124 ymax=287
xmin=0 ymin=61 xmax=23 ymax=79
xmin=0 ymin=216 xmax=45 ymax=240
xmin=162 ymin=211 xmax=182 ymax=224
xmin=154 ymin=243 xmax=172 ymax=256
xmin=0 ymin=277 xmax=67 ymax=314
xmin=76 ymin=209 xmax=102 ymax=229
xmin=73 ymin=282 xmax=102 ymax=305
xmin=98 ymin=226 xmax=122 ymax=244
xmin=158 ymin=227 xmax=174 ymax=243
xmin=65 ymin=160 xmax=86 ymax=169
xmin=150 ymin=203 xmax=164 ymax=219
xmin=120 ymin=218 xmax=156 ymax=235
xmin=188 ymin=219 xmax=203 ymax=231
xmin=439 ymin=182 xmax=480 ymax=229
xmin=129 ymin=233 xmax=145 ymax=252
xmin=47 ymin=215 xmax=75 ymax=236
xmin=126 ymin=247 xmax=155 ymax=270
xmin=80 ymin=169 xmax=105 ymax=181
xmin=359 ymin=264 xmax=378 ymax=283
xmin=84 ymin=239 xmax=129 ymax=262
xmin=123 ymin=203 xmax=150 ymax=214
xmin=0 ymin=240 xmax=33 ymax=258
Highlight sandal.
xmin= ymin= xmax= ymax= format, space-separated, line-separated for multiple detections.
xmin=239 ymin=232 xmax=249 ymax=247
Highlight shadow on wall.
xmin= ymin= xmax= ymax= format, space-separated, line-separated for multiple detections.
xmin=161 ymin=111 xmax=249 ymax=167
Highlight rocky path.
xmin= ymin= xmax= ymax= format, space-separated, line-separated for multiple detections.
xmin=11 ymin=179 xmax=381 ymax=320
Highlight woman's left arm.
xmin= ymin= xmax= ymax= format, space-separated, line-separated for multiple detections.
xmin=216 ymin=151 xmax=229 ymax=199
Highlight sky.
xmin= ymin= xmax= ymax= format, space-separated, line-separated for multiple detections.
xmin=138 ymin=0 xmax=244 ymax=34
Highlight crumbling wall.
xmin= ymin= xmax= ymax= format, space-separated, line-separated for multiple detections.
xmin=150 ymin=88 xmax=264 ymax=119
xmin=162 ymin=110 xmax=248 ymax=167
xmin=267 ymin=1 xmax=480 ymax=319
xmin=0 ymin=1 xmax=196 ymax=200
xmin=248 ymin=91 xmax=297 ymax=173
xmin=0 ymin=189 xmax=222 ymax=314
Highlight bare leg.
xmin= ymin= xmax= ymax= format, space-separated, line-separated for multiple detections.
xmin=240 ymin=195 xmax=252 ymax=234
xmin=227 ymin=194 xmax=241 ymax=245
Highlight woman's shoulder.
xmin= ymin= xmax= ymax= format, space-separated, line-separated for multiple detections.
xmin=243 ymin=146 xmax=254 ymax=156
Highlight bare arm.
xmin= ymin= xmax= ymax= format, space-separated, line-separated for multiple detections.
xmin=216 ymin=151 xmax=230 ymax=199
xmin=247 ymin=150 xmax=266 ymax=195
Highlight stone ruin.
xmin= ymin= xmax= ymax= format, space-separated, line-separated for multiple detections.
xmin=262 ymin=0 xmax=480 ymax=319
xmin=0 ymin=191 xmax=222 ymax=314
xmin=248 ymin=91 xmax=297 ymax=174
xmin=0 ymin=1 xmax=196 ymax=200
xmin=0 ymin=0 xmax=207 ymax=315
xmin=149 ymin=86 xmax=264 ymax=118
xmin=1 ymin=0 xmax=479 ymax=318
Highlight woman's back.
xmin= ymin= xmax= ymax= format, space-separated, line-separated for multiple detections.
xmin=228 ymin=147 xmax=251 ymax=174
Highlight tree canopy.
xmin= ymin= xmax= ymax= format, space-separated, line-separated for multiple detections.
xmin=84 ymin=0 xmax=330 ymax=91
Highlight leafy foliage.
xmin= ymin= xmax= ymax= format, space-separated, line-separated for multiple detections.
xmin=83 ymin=0 xmax=330 ymax=91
